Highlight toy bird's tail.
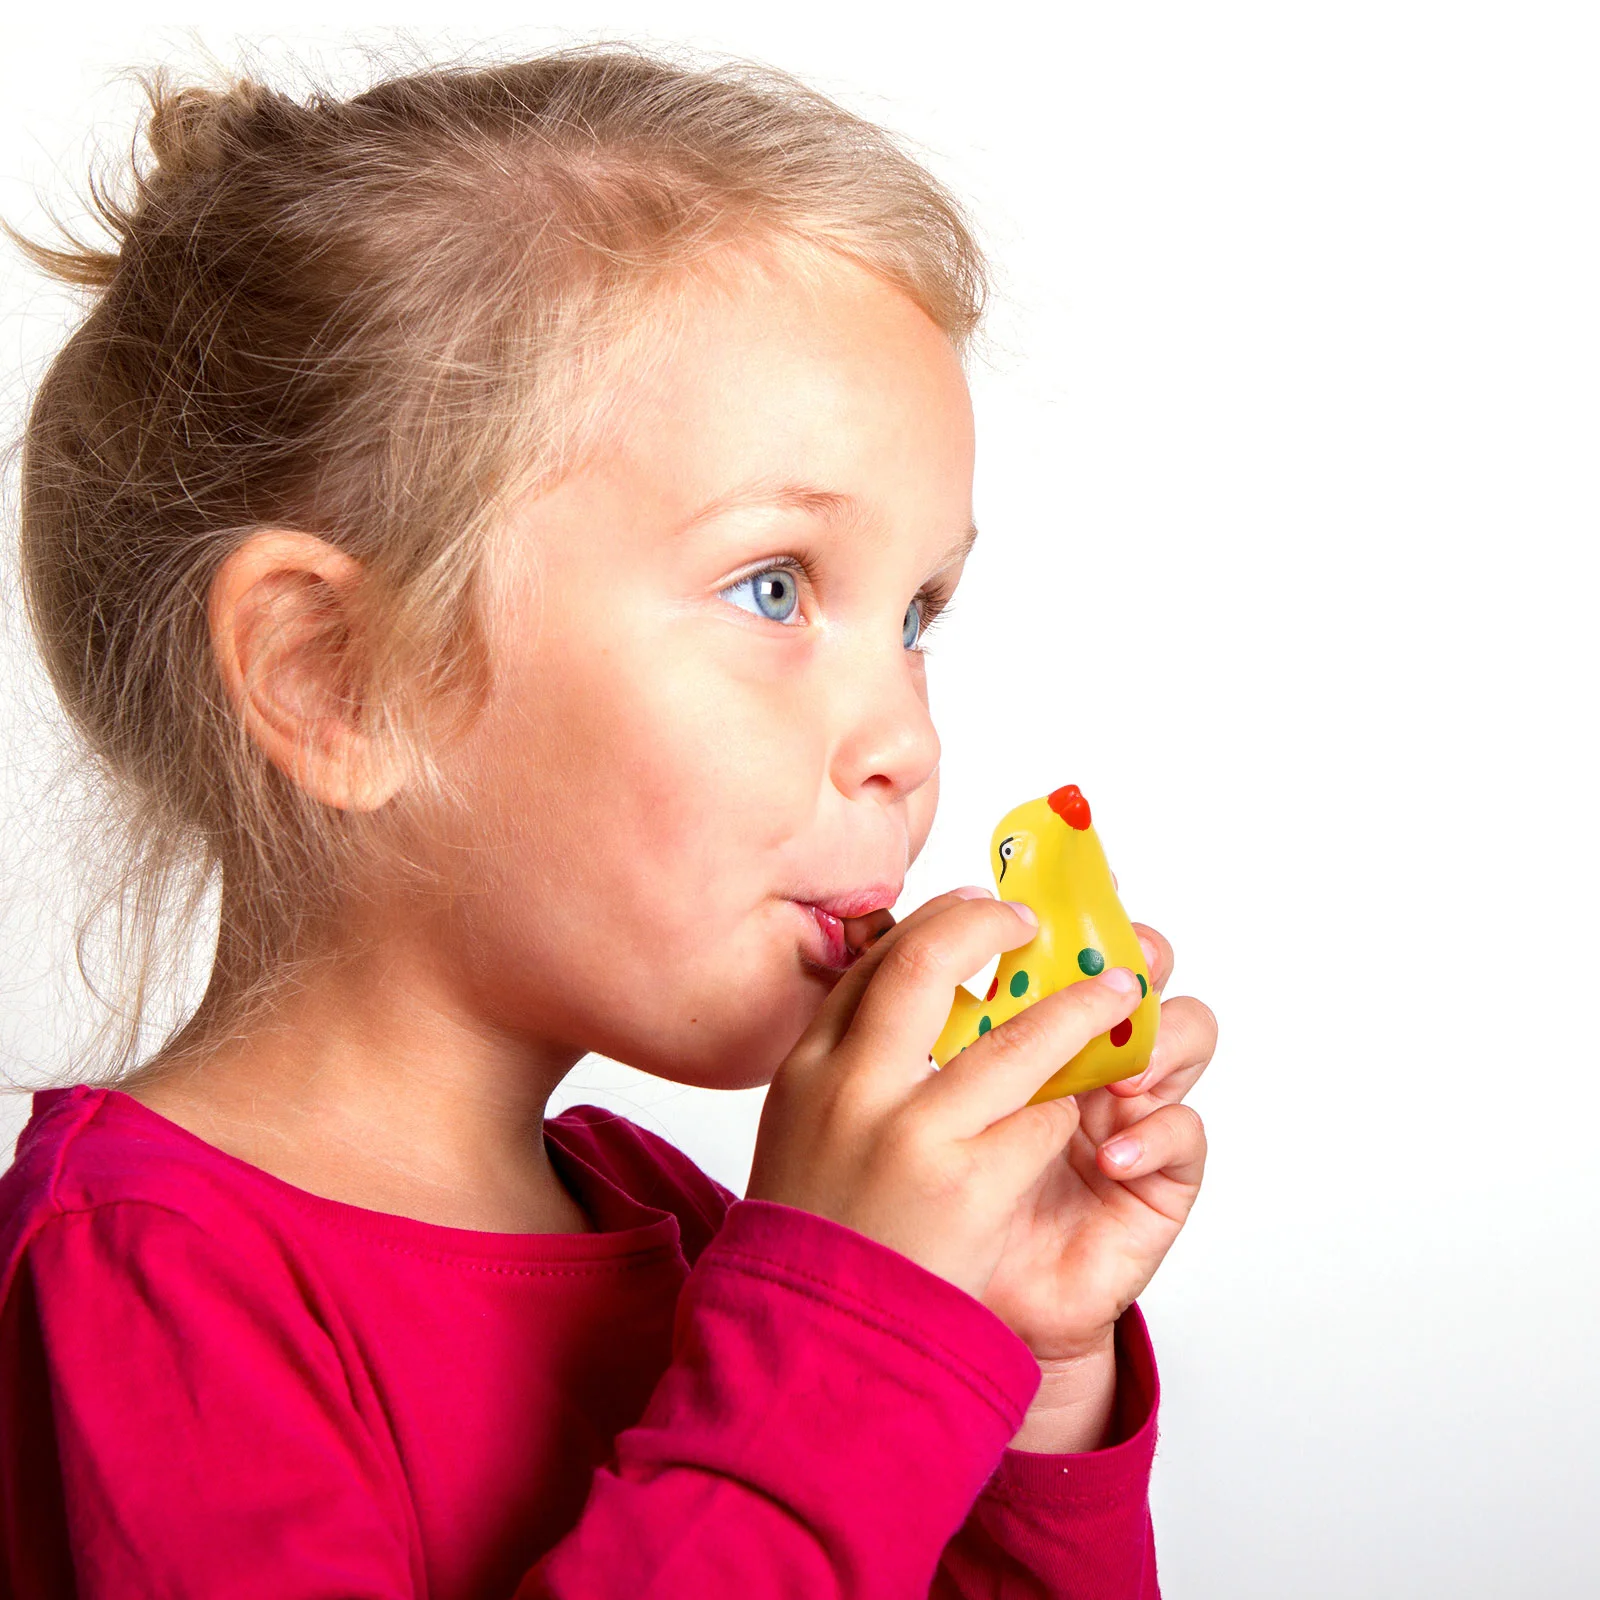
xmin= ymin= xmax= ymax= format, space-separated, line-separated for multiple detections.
xmin=932 ymin=983 xmax=988 ymax=1067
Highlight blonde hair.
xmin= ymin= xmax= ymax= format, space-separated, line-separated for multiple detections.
xmin=4 ymin=39 xmax=993 ymax=1089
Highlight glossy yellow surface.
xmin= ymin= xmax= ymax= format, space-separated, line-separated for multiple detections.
xmin=932 ymin=785 xmax=1158 ymax=1101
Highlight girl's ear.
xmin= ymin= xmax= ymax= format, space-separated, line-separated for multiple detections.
xmin=208 ymin=530 xmax=405 ymax=812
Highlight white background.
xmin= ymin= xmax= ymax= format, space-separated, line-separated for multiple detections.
xmin=3 ymin=7 xmax=1596 ymax=1596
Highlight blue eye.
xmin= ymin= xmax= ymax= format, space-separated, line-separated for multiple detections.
xmin=719 ymin=558 xmax=951 ymax=653
xmin=721 ymin=567 xmax=801 ymax=624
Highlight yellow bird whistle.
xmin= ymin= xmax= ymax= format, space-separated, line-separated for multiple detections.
xmin=932 ymin=784 xmax=1158 ymax=1101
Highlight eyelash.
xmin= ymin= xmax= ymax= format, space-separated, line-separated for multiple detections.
xmin=722 ymin=552 xmax=957 ymax=655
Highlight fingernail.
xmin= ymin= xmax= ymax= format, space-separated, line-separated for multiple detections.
xmin=954 ymin=885 xmax=994 ymax=900
xmin=1000 ymin=900 xmax=1038 ymax=926
xmin=1138 ymin=936 xmax=1159 ymax=969
xmin=1103 ymin=966 xmax=1139 ymax=995
xmin=1102 ymin=1137 xmax=1140 ymax=1169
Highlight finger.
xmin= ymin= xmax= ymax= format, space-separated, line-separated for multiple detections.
xmin=1096 ymin=1101 xmax=1207 ymax=1188
xmin=788 ymin=887 xmax=994 ymax=1067
xmin=920 ymin=967 xmax=1145 ymax=1140
xmin=1130 ymin=922 xmax=1174 ymax=994
xmin=1105 ymin=996 xmax=1218 ymax=1099
xmin=831 ymin=896 xmax=1044 ymax=1091
xmin=842 ymin=907 xmax=895 ymax=953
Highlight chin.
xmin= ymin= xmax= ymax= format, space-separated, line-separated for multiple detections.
xmin=583 ymin=913 xmax=840 ymax=1089
xmin=619 ymin=1043 xmax=783 ymax=1095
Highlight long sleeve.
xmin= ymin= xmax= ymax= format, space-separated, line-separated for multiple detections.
xmin=933 ymin=1303 xmax=1162 ymax=1599
xmin=2 ymin=1178 xmax=1157 ymax=1599
xmin=516 ymin=1197 xmax=1047 ymax=1597
xmin=2 ymin=1193 xmax=1046 ymax=1599
xmin=678 ymin=1177 xmax=1164 ymax=1600
xmin=0 ymin=1201 xmax=425 ymax=1597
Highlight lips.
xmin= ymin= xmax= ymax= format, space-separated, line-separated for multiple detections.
xmin=790 ymin=884 xmax=900 ymax=973
xmin=795 ymin=901 xmax=855 ymax=971
xmin=797 ymin=885 xmax=903 ymax=920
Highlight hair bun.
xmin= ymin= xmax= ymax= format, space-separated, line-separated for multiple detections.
xmin=144 ymin=75 xmax=272 ymax=178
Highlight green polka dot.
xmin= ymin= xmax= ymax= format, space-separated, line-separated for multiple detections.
xmin=1009 ymin=969 xmax=1030 ymax=998
xmin=977 ymin=1015 xmax=992 ymax=1036
xmin=1137 ymin=973 xmax=1148 ymax=998
xmin=1077 ymin=947 xmax=1105 ymax=976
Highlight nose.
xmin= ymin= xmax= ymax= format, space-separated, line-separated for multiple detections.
xmin=827 ymin=646 xmax=942 ymax=806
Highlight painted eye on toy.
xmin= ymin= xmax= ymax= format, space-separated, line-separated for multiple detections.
xmin=932 ymin=790 xmax=1155 ymax=1102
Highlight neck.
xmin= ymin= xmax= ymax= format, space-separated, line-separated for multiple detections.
xmin=120 ymin=923 xmax=593 ymax=1234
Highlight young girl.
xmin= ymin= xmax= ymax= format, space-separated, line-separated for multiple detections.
xmin=0 ymin=42 xmax=1216 ymax=1599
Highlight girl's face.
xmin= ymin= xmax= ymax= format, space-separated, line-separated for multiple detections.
xmin=436 ymin=248 xmax=976 ymax=1089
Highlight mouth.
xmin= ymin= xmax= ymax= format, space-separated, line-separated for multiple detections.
xmin=790 ymin=885 xmax=901 ymax=974
xmin=794 ymin=901 xmax=853 ymax=971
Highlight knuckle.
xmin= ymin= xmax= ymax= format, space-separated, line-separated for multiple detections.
xmin=1028 ymin=1096 xmax=1077 ymax=1149
xmin=1160 ymin=997 xmax=1218 ymax=1058
xmin=1176 ymin=1102 xmax=1206 ymax=1141
xmin=984 ymin=1001 xmax=1053 ymax=1060
xmin=1154 ymin=1003 xmax=1189 ymax=1046
xmin=1075 ymin=980 xmax=1130 ymax=1023
xmin=888 ymin=931 xmax=952 ymax=987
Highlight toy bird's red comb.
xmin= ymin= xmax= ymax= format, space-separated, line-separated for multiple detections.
xmin=1047 ymin=784 xmax=1092 ymax=830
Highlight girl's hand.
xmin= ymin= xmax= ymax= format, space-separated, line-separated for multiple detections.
xmin=746 ymin=890 xmax=1148 ymax=1304
xmin=976 ymin=921 xmax=1216 ymax=1369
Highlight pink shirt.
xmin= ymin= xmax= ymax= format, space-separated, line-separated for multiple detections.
xmin=0 ymin=1084 xmax=1162 ymax=1597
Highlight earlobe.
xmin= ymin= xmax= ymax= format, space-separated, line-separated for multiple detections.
xmin=208 ymin=530 xmax=405 ymax=812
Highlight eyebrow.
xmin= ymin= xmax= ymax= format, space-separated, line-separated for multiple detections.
xmin=673 ymin=478 xmax=979 ymax=573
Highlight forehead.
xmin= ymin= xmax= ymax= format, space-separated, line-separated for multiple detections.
xmin=587 ymin=244 xmax=976 ymax=527
xmin=670 ymin=472 xmax=979 ymax=570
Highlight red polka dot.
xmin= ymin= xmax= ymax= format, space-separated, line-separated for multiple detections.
xmin=985 ymin=976 xmax=999 ymax=1001
xmin=1047 ymin=784 xmax=1092 ymax=830
xmin=1109 ymin=1018 xmax=1133 ymax=1047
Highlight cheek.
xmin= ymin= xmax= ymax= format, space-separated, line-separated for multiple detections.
xmin=527 ymin=638 xmax=804 ymax=890
xmin=437 ymin=623 xmax=829 ymax=1063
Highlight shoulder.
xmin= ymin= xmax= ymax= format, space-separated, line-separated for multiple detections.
xmin=1 ymin=1090 xmax=356 ymax=1459
xmin=0 ymin=1090 xmax=414 ymax=1593
xmin=546 ymin=1102 xmax=739 ymax=1262
xmin=0 ymin=1084 xmax=314 ymax=1313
